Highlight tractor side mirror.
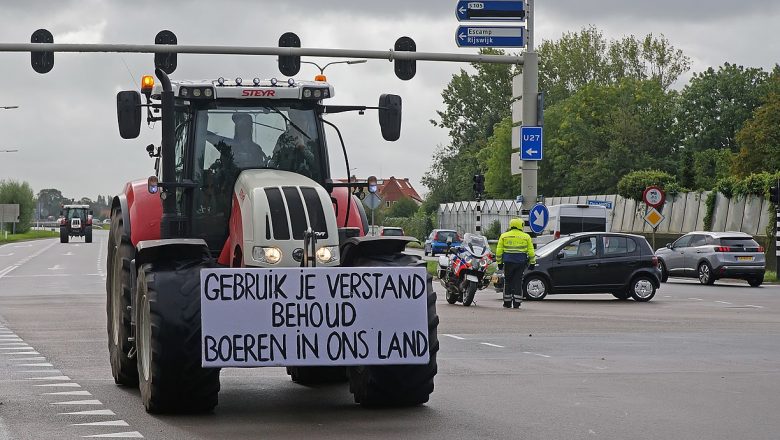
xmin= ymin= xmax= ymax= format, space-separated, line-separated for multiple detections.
xmin=378 ymin=94 xmax=402 ymax=141
xmin=117 ymin=91 xmax=142 ymax=139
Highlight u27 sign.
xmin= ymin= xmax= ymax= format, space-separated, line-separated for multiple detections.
xmin=200 ymin=267 xmax=430 ymax=368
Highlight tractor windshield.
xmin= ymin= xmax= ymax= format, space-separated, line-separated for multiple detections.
xmin=193 ymin=103 xmax=324 ymax=183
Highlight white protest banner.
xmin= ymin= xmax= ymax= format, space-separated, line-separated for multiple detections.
xmin=200 ymin=266 xmax=430 ymax=368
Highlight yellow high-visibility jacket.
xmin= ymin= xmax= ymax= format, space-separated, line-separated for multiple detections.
xmin=496 ymin=228 xmax=536 ymax=265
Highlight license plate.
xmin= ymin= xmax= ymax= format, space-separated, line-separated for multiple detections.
xmin=737 ymin=256 xmax=754 ymax=261
xmin=466 ymin=274 xmax=479 ymax=282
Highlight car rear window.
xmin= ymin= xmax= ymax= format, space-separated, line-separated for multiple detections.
xmin=560 ymin=216 xmax=607 ymax=234
xmin=718 ymin=237 xmax=761 ymax=249
xmin=382 ymin=228 xmax=403 ymax=236
xmin=436 ymin=231 xmax=458 ymax=242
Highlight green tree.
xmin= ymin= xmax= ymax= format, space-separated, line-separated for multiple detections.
xmin=479 ymin=117 xmax=521 ymax=198
xmin=387 ymin=197 xmax=418 ymax=218
xmin=541 ymin=79 xmax=678 ymax=196
xmin=616 ymin=170 xmax=678 ymax=201
xmin=539 ymin=26 xmax=690 ymax=107
xmin=691 ymin=148 xmax=736 ymax=190
xmin=676 ymin=63 xmax=770 ymax=154
xmin=733 ymin=82 xmax=780 ymax=176
xmin=36 ymin=188 xmax=68 ymax=219
xmin=0 ymin=180 xmax=35 ymax=233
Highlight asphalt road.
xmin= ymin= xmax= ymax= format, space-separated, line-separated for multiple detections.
xmin=1 ymin=233 xmax=779 ymax=439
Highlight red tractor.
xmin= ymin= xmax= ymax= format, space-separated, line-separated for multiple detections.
xmin=106 ymin=54 xmax=438 ymax=412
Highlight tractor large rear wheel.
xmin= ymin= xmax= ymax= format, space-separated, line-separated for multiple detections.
xmin=106 ymin=209 xmax=137 ymax=386
xmin=136 ymin=258 xmax=220 ymax=414
xmin=347 ymin=253 xmax=438 ymax=406
xmin=85 ymin=226 xmax=92 ymax=243
xmin=60 ymin=226 xmax=68 ymax=243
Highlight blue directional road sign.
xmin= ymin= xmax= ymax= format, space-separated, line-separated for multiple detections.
xmin=520 ymin=126 xmax=543 ymax=161
xmin=456 ymin=26 xmax=524 ymax=48
xmin=528 ymin=203 xmax=549 ymax=234
xmin=456 ymin=1 xmax=525 ymax=21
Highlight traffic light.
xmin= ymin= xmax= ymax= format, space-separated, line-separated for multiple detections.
xmin=278 ymin=32 xmax=301 ymax=77
xmin=30 ymin=28 xmax=54 ymax=74
xmin=770 ymin=180 xmax=780 ymax=204
xmin=473 ymin=174 xmax=485 ymax=195
xmin=154 ymin=30 xmax=178 ymax=75
xmin=393 ymin=36 xmax=416 ymax=81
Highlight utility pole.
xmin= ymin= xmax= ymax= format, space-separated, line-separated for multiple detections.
xmin=518 ymin=0 xmax=538 ymax=211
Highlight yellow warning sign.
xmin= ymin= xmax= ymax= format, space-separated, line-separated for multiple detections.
xmin=644 ymin=207 xmax=664 ymax=228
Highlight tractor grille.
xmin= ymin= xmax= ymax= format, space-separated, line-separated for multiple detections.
xmin=264 ymin=186 xmax=328 ymax=240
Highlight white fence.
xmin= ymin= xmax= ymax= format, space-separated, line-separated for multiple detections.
xmin=438 ymin=192 xmax=772 ymax=237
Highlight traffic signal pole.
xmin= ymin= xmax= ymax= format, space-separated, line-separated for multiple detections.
xmin=772 ymin=179 xmax=780 ymax=273
xmin=520 ymin=0 xmax=538 ymax=211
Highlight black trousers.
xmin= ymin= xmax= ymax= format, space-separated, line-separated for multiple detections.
xmin=504 ymin=262 xmax=527 ymax=304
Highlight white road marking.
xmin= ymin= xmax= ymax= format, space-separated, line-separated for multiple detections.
xmin=1 ymin=351 xmax=40 ymax=355
xmin=744 ymin=305 xmax=764 ymax=308
xmin=688 ymin=298 xmax=703 ymax=301
xmin=48 ymin=264 xmax=63 ymax=271
xmin=443 ymin=334 xmax=465 ymax=340
xmin=51 ymin=399 xmax=103 ymax=405
xmin=1 ymin=241 xmax=57 ymax=278
xmin=716 ymin=301 xmax=733 ymax=305
xmin=63 ymin=252 xmax=74 ymax=256
xmin=17 ymin=362 xmax=54 ymax=367
xmin=523 ymin=351 xmax=552 ymax=358
xmin=27 ymin=376 xmax=71 ymax=380
xmin=0 ymin=253 xmax=14 ymax=256
xmin=13 ymin=244 xmax=32 ymax=248
xmin=35 ymin=383 xmax=81 ymax=387
xmin=10 ymin=357 xmax=46 ymax=361
xmin=44 ymin=391 xmax=92 ymax=396
xmin=0 ymin=344 xmax=32 ymax=347
xmin=0 ymin=265 xmax=19 ymax=279
xmin=82 ymin=432 xmax=144 ymax=438
xmin=481 ymin=342 xmax=504 ymax=348
xmin=2 ymin=273 xmax=103 ymax=278
xmin=18 ymin=370 xmax=62 ymax=374
xmin=59 ymin=409 xmax=114 ymax=415
xmin=73 ymin=421 xmax=129 ymax=427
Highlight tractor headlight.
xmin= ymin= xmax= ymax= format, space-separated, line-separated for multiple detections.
xmin=253 ymin=246 xmax=282 ymax=264
xmin=316 ymin=246 xmax=339 ymax=264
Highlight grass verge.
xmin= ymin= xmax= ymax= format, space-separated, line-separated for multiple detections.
xmin=0 ymin=230 xmax=59 ymax=245
xmin=764 ymin=271 xmax=778 ymax=283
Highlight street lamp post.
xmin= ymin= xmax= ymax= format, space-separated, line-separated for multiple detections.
xmin=1 ymin=106 xmax=19 ymax=110
xmin=300 ymin=59 xmax=367 ymax=76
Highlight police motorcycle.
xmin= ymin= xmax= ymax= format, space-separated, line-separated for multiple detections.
xmin=437 ymin=233 xmax=494 ymax=306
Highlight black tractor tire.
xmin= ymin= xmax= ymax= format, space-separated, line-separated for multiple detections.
xmin=60 ymin=226 xmax=68 ymax=243
xmin=136 ymin=258 xmax=220 ymax=414
xmin=85 ymin=226 xmax=93 ymax=243
xmin=748 ymin=277 xmax=763 ymax=287
xmin=462 ymin=281 xmax=477 ymax=306
xmin=347 ymin=252 xmax=438 ymax=407
xmin=698 ymin=262 xmax=716 ymax=285
xmin=286 ymin=366 xmax=348 ymax=385
xmin=659 ymin=260 xmax=669 ymax=283
xmin=628 ymin=275 xmax=657 ymax=302
xmin=106 ymin=209 xmax=137 ymax=386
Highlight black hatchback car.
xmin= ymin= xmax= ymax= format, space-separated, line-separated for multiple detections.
xmin=522 ymin=232 xmax=661 ymax=302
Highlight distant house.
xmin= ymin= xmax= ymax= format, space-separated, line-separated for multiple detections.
xmin=377 ymin=176 xmax=423 ymax=208
xmin=336 ymin=176 xmax=423 ymax=208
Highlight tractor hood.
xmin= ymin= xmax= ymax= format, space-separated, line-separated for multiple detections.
xmin=234 ymin=169 xmax=340 ymax=267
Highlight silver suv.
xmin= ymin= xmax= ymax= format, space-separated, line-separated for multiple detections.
xmin=655 ymin=231 xmax=765 ymax=287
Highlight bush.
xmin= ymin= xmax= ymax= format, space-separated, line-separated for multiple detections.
xmin=617 ymin=170 xmax=680 ymax=201
xmin=0 ymin=180 xmax=35 ymax=234
xmin=484 ymin=219 xmax=502 ymax=240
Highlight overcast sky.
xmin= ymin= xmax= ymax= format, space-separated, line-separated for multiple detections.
xmin=0 ymin=0 xmax=778 ymax=202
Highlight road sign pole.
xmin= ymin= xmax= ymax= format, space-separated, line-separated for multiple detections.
xmin=519 ymin=0 xmax=537 ymax=210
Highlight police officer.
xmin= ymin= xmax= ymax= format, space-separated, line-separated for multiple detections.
xmin=496 ymin=218 xmax=536 ymax=309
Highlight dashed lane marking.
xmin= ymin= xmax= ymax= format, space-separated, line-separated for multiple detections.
xmin=480 ymin=342 xmax=504 ymax=348
xmin=715 ymin=301 xmax=733 ymax=305
xmin=443 ymin=334 xmax=465 ymax=340
xmin=744 ymin=305 xmax=765 ymax=308
xmin=0 ymin=241 xmax=57 ymax=279
xmin=73 ymin=421 xmax=129 ymax=427
xmin=688 ymin=298 xmax=703 ymax=301
xmin=51 ymin=400 xmax=104 ymax=405
xmin=1 ymin=326 xmax=144 ymax=438
xmin=523 ymin=351 xmax=551 ymax=358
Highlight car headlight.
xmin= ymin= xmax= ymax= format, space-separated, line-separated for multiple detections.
xmin=253 ymin=246 xmax=282 ymax=264
xmin=316 ymin=246 xmax=339 ymax=264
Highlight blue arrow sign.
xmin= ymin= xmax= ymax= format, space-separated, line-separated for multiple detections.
xmin=456 ymin=26 xmax=524 ymax=48
xmin=456 ymin=1 xmax=525 ymax=22
xmin=520 ymin=126 xmax=543 ymax=161
xmin=529 ymin=203 xmax=549 ymax=234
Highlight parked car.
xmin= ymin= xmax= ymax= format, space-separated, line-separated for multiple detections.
xmin=102 ymin=218 xmax=111 ymax=225
xmin=424 ymin=229 xmax=461 ymax=256
xmin=379 ymin=226 xmax=405 ymax=237
xmin=655 ymin=231 xmax=765 ymax=287
xmin=522 ymin=232 xmax=660 ymax=302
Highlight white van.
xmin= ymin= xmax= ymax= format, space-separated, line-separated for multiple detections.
xmin=534 ymin=204 xmax=611 ymax=246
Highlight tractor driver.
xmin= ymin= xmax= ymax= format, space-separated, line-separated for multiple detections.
xmin=268 ymin=111 xmax=318 ymax=181
xmin=205 ymin=113 xmax=268 ymax=169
